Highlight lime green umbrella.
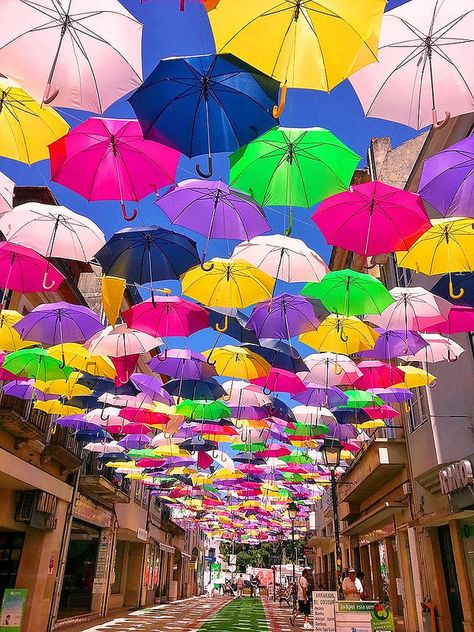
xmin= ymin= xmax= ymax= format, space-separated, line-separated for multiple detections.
xmin=301 ymin=269 xmax=394 ymax=316
xmin=3 ymin=347 xmax=74 ymax=381
xmin=230 ymin=441 xmax=266 ymax=452
xmin=282 ymin=472 xmax=305 ymax=482
xmin=230 ymin=127 xmax=359 ymax=235
xmin=176 ymin=399 xmax=231 ymax=421
xmin=127 ymin=449 xmax=156 ymax=459
xmin=285 ymin=422 xmax=328 ymax=436
xmin=280 ymin=452 xmax=313 ymax=464
xmin=345 ymin=389 xmax=383 ymax=408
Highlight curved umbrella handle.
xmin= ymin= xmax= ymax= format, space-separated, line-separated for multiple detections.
xmin=404 ymin=402 xmax=411 ymax=414
xmin=206 ymin=348 xmax=217 ymax=366
xmin=121 ymin=202 xmax=138 ymax=222
xmin=449 ymin=280 xmax=464 ymax=300
xmin=43 ymin=84 xmax=60 ymax=105
xmin=154 ymin=348 xmax=169 ymax=362
xmin=221 ymin=380 xmax=233 ymax=402
xmin=50 ymin=423 xmax=57 ymax=435
xmin=215 ymin=315 xmax=228 ymax=333
xmin=100 ymin=407 xmax=110 ymax=422
xmin=163 ymin=432 xmax=172 ymax=440
xmin=447 ymin=346 xmax=458 ymax=363
xmin=96 ymin=460 xmax=104 ymax=472
xmin=117 ymin=371 xmax=130 ymax=385
xmin=334 ymin=363 xmax=343 ymax=376
xmin=432 ymin=108 xmax=451 ymax=130
xmin=262 ymin=385 xmax=272 ymax=396
xmin=339 ymin=326 xmax=349 ymax=343
xmin=273 ymin=83 xmax=287 ymax=119
xmin=200 ymin=261 xmax=215 ymax=272
xmin=285 ymin=209 xmax=293 ymax=237
xmin=196 ymin=155 xmax=213 ymax=179
xmin=42 ymin=271 xmax=55 ymax=290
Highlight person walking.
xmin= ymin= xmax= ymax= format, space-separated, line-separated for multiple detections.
xmin=342 ymin=568 xmax=361 ymax=601
xmin=290 ymin=569 xmax=311 ymax=629
xmin=236 ymin=574 xmax=244 ymax=598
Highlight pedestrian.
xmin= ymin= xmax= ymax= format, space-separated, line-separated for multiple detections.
xmin=342 ymin=568 xmax=361 ymax=601
xmin=290 ymin=569 xmax=311 ymax=629
xmin=236 ymin=574 xmax=244 ymax=598
xmin=356 ymin=571 xmax=368 ymax=600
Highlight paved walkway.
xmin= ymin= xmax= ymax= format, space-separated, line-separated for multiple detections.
xmin=200 ymin=596 xmax=268 ymax=632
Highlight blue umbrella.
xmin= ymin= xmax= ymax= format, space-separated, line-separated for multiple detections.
xmin=94 ymin=226 xmax=200 ymax=288
xmin=129 ymin=53 xmax=279 ymax=178
xmin=208 ymin=308 xmax=259 ymax=344
xmin=431 ymin=272 xmax=474 ymax=308
xmin=243 ymin=340 xmax=308 ymax=373
xmin=163 ymin=378 xmax=226 ymax=401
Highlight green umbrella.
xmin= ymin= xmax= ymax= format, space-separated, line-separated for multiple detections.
xmin=230 ymin=441 xmax=266 ymax=453
xmin=344 ymin=389 xmax=384 ymax=408
xmin=3 ymin=347 xmax=74 ymax=381
xmin=281 ymin=472 xmax=305 ymax=482
xmin=280 ymin=452 xmax=313 ymax=464
xmin=285 ymin=422 xmax=329 ymax=436
xmin=301 ymin=269 xmax=394 ymax=316
xmin=127 ymin=449 xmax=157 ymax=459
xmin=175 ymin=399 xmax=231 ymax=421
xmin=229 ymin=126 xmax=360 ymax=235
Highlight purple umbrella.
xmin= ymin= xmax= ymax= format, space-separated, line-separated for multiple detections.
xmin=247 ymin=293 xmax=320 ymax=340
xmin=326 ymin=422 xmax=359 ymax=441
xmin=368 ymin=388 xmax=413 ymax=404
xmin=358 ymin=329 xmax=427 ymax=360
xmin=118 ymin=434 xmax=152 ymax=449
xmin=56 ymin=416 xmax=102 ymax=432
xmin=130 ymin=373 xmax=173 ymax=405
xmin=149 ymin=349 xmax=216 ymax=380
xmin=294 ymin=383 xmax=348 ymax=408
xmin=3 ymin=379 xmax=57 ymax=401
xmin=418 ymin=136 xmax=474 ymax=218
xmin=229 ymin=405 xmax=269 ymax=420
xmin=156 ymin=179 xmax=270 ymax=266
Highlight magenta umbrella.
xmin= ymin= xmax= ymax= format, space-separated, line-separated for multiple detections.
xmin=424 ymin=306 xmax=474 ymax=335
xmin=49 ymin=118 xmax=181 ymax=221
xmin=353 ymin=361 xmax=405 ymax=390
xmin=251 ymin=368 xmax=306 ymax=395
xmin=0 ymin=242 xmax=64 ymax=297
xmin=312 ymin=180 xmax=430 ymax=262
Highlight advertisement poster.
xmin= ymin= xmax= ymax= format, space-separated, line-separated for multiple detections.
xmin=312 ymin=591 xmax=336 ymax=632
xmin=335 ymin=600 xmax=378 ymax=632
xmin=0 ymin=589 xmax=27 ymax=631
xmin=371 ymin=605 xmax=396 ymax=632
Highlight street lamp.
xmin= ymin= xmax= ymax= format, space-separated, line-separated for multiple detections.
xmin=320 ymin=437 xmax=343 ymax=596
xmin=287 ymin=501 xmax=298 ymax=607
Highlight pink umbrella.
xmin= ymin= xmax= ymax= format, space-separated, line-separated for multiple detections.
xmin=49 ymin=118 xmax=180 ymax=221
xmin=303 ymin=353 xmax=362 ymax=387
xmin=424 ymin=306 xmax=474 ymax=335
xmin=353 ymin=361 xmax=405 ymax=389
xmin=0 ymin=242 xmax=64 ymax=298
xmin=255 ymin=444 xmax=291 ymax=458
xmin=363 ymin=404 xmax=399 ymax=420
xmin=251 ymin=368 xmax=306 ymax=395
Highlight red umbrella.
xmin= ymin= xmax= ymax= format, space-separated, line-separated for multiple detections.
xmin=353 ymin=361 xmax=405 ymax=389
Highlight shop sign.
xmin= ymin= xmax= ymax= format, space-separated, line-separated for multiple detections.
xmin=335 ymin=601 xmax=378 ymax=632
xmin=92 ymin=530 xmax=111 ymax=595
xmin=0 ymin=589 xmax=27 ymax=631
xmin=73 ymin=495 xmax=113 ymax=527
xmin=439 ymin=460 xmax=473 ymax=494
xmin=371 ymin=605 xmax=395 ymax=632
xmin=312 ymin=591 xmax=336 ymax=632
xmin=137 ymin=528 xmax=148 ymax=541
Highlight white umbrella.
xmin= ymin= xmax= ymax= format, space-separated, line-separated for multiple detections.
xmin=83 ymin=440 xmax=124 ymax=453
xmin=350 ymin=0 xmax=474 ymax=129
xmin=0 ymin=171 xmax=14 ymax=215
xmin=0 ymin=0 xmax=142 ymax=113
xmin=402 ymin=333 xmax=465 ymax=363
xmin=0 ymin=203 xmax=105 ymax=263
xmin=292 ymin=405 xmax=336 ymax=426
xmin=86 ymin=324 xmax=162 ymax=358
xmin=302 ymin=353 xmax=362 ymax=387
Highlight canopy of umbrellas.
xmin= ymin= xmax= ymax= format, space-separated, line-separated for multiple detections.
xmin=0 ymin=0 xmax=473 ymax=543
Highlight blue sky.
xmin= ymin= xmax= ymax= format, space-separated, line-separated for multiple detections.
xmin=0 ymin=0 xmax=417 ymax=354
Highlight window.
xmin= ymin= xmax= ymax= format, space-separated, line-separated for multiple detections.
xmin=408 ymin=387 xmax=430 ymax=432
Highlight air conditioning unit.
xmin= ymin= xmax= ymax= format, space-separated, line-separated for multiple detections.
xmin=402 ymin=482 xmax=412 ymax=496
xmin=15 ymin=491 xmax=36 ymax=522
xmin=15 ymin=491 xmax=58 ymax=531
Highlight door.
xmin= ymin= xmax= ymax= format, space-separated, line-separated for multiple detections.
xmin=438 ymin=525 xmax=464 ymax=632
xmin=0 ymin=532 xmax=25 ymax=601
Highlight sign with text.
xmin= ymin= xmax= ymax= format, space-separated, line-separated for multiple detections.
xmin=312 ymin=591 xmax=336 ymax=632
xmin=335 ymin=600 xmax=378 ymax=632
xmin=371 ymin=605 xmax=395 ymax=632
xmin=0 ymin=589 xmax=27 ymax=631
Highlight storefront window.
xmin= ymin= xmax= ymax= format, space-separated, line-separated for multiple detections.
xmin=0 ymin=532 xmax=24 ymax=602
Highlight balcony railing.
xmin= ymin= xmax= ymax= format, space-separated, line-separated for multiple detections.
xmin=81 ymin=453 xmax=131 ymax=499
xmin=0 ymin=393 xmax=50 ymax=440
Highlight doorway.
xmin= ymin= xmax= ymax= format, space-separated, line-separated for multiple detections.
xmin=0 ymin=532 xmax=24 ymax=602
xmin=438 ymin=525 xmax=464 ymax=632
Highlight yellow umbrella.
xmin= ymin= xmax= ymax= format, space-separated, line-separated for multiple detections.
xmin=203 ymin=344 xmax=270 ymax=379
xmin=212 ymin=468 xmax=244 ymax=480
xmin=35 ymin=373 xmax=92 ymax=398
xmin=209 ymin=0 xmax=384 ymax=113
xmin=48 ymin=344 xmax=116 ymax=379
xmin=154 ymin=445 xmax=190 ymax=457
xmin=397 ymin=218 xmax=474 ymax=298
xmin=355 ymin=420 xmax=386 ymax=429
xmin=393 ymin=365 xmax=436 ymax=388
xmin=0 ymin=310 xmax=36 ymax=351
xmin=300 ymin=314 xmax=379 ymax=354
xmin=35 ymin=400 xmax=83 ymax=415
xmin=0 ymin=78 xmax=69 ymax=164
xmin=181 ymin=258 xmax=274 ymax=325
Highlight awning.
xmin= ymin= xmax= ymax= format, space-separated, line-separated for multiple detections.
xmin=341 ymin=502 xmax=406 ymax=537
xmin=159 ymin=543 xmax=175 ymax=553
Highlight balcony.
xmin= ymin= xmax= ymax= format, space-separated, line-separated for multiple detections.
xmin=41 ymin=426 xmax=83 ymax=471
xmin=0 ymin=394 xmax=50 ymax=445
xmin=79 ymin=454 xmax=130 ymax=504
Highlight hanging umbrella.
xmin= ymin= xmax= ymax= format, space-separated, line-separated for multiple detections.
xmin=251 ymin=367 xmax=306 ymax=395
xmin=424 ymin=305 xmax=474 ymax=335
xmin=209 ymin=0 xmax=384 ymax=110
xmin=0 ymin=203 xmax=105 ymax=263
xmin=129 ymin=53 xmax=279 ymax=178
xmin=304 ymin=353 xmax=362 ymax=387
xmin=397 ymin=218 xmax=474 ymax=299
xmin=222 ymin=381 xmax=271 ymax=408
xmin=0 ymin=242 xmax=64 ymax=295
xmin=163 ymin=378 xmax=226 ymax=401
xmin=243 ymin=340 xmax=308 ymax=374
xmin=48 ymin=344 xmax=116 ymax=380
xmin=418 ymin=136 xmax=474 ymax=218
xmin=300 ymin=315 xmax=379 ymax=355
xmin=312 ymin=180 xmax=431 ymax=262
xmin=203 ymin=345 xmax=270 ymax=379
xmin=0 ymin=311 xmax=36 ymax=352
xmin=0 ymin=171 xmax=14 ymax=214
xmin=0 ymin=0 xmax=142 ymax=113
xmin=123 ymin=296 xmax=208 ymax=339
xmin=230 ymin=127 xmax=360 ymax=234
xmin=368 ymin=388 xmax=413 ymax=405
xmin=156 ymin=179 xmax=270 ymax=265
xmin=357 ymin=328 xmax=428 ymax=361
xmin=50 ymin=119 xmax=180 ymax=221
xmin=432 ymin=273 xmax=474 ymax=309
xmin=3 ymin=348 xmax=74 ymax=381
xmin=353 ymin=361 xmax=405 ymax=390
xmin=394 ymin=366 xmax=436 ymax=389
xmin=149 ymin=350 xmax=215 ymax=380
xmin=232 ymin=234 xmax=328 ymax=283
xmin=293 ymin=384 xmax=348 ymax=409
xmin=176 ymin=400 xmax=231 ymax=421
xmin=0 ymin=78 xmax=69 ymax=164
xmin=302 ymin=269 xmax=394 ymax=316
xmin=247 ymin=294 xmax=320 ymax=340
xmin=349 ymin=0 xmax=474 ymax=130
xmin=207 ymin=308 xmax=259 ymax=344
xmin=95 ymin=226 xmax=200 ymax=286
xmin=402 ymin=333 xmax=465 ymax=363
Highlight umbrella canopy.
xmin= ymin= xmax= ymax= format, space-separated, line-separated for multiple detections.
xmin=0 ymin=203 xmax=105 ymax=262
xmin=163 ymin=378 xmax=226 ymax=401
xmin=48 ymin=344 xmax=116 ymax=380
xmin=0 ymin=78 xmax=69 ymax=164
xmin=300 ymin=315 xmax=379 ymax=355
xmin=0 ymin=171 xmax=14 ymax=215
xmin=0 ymin=242 xmax=64 ymax=294
xmin=243 ymin=341 xmax=308 ymax=374
xmin=354 ymin=361 xmax=405 ymax=390
xmin=350 ymin=0 xmax=474 ymax=129
xmin=312 ymin=180 xmax=431 ymax=258
xmin=358 ymin=328 xmax=427 ymax=361
xmin=0 ymin=0 xmax=142 ymax=113
xmin=86 ymin=324 xmax=162 ymax=358
xmin=293 ymin=384 xmax=347 ymax=409
xmin=432 ymin=273 xmax=474 ymax=309
xmin=129 ymin=53 xmax=279 ymax=176
xmin=247 ymin=294 xmax=320 ymax=340
xmin=401 ymin=333 xmax=464 ymax=363
xmin=230 ymin=127 xmax=360 ymax=234
xmin=149 ymin=350 xmax=215 ymax=381
xmin=424 ymin=305 xmax=474 ymax=335
xmin=50 ymin=119 xmax=180 ymax=221
xmin=232 ymin=234 xmax=328 ymax=283
xmin=304 ymin=353 xmax=362 ymax=387
xmin=176 ymin=400 xmax=231 ymax=421
xmin=418 ymin=136 xmax=474 ymax=218
xmin=0 ymin=311 xmax=36 ymax=352
xmin=204 ymin=345 xmax=270 ymax=380
xmin=3 ymin=348 xmax=74 ymax=381
xmin=302 ymin=269 xmax=394 ymax=316
xmin=123 ymin=296 xmax=208 ymax=338
xmin=251 ymin=367 xmax=306 ymax=395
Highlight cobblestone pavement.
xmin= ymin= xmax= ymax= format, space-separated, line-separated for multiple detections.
xmin=262 ymin=595 xmax=311 ymax=632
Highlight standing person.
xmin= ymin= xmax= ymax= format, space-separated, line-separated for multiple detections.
xmin=342 ymin=568 xmax=361 ymax=601
xmin=249 ymin=574 xmax=255 ymax=598
xmin=236 ymin=574 xmax=244 ymax=598
xmin=290 ymin=569 xmax=311 ymax=629
xmin=356 ymin=571 xmax=368 ymax=600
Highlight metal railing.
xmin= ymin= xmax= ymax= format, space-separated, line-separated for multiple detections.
xmin=0 ymin=393 xmax=50 ymax=435
xmin=46 ymin=426 xmax=83 ymax=459
xmin=81 ymin=453 xmax=131 ymax=496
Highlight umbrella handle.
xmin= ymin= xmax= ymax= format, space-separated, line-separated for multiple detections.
xmin=273 ymin=83 xmax=287 ymax=119
xmin=432 ymin=108 xmax=451 ymax=130
xmin=100 ymin=407 xmax=110 ymax=422
xmin=200 ymin=261 xmax=215 ymax=272
xmin=121 ymin=202 xmax=138 ymax=222
xmin=43 ymin=84 xmax=60 ymax=105
xmin=42 ymin=271 xmax=55 ymax=290
xmin=215 ymin=315 xmax=228 ymax=333
xmin=262 ymin=386 xmax=272 ymax=396
xmin=334 ymin=363 xmax=343 ymax=376
xmin=404 ymin=402 xmax=411 ymax=414
xmin=447 ymin=347 xmax=458 ymax=363
xmin=206 ymin=349 xmax=217 ymax=366
xmin=164 ymin=432 xmax=172 ymax=439
xmin=363 ymin=257 xmax=378 ymax=270
xmin=196 ymin=155 xmax=213 ymax=179
xmin=448 ymin=281 xmax=464 ymax=300
xmin=155 ymin=348 xmax=169 ymax=362
xmin=179 ymin=0 xmax=185 ymax=9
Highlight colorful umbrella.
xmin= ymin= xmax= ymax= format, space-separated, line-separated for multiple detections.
xmin=300 ymin=315 xmax=379 ymax=355
xmin=304 ymin=353 xmax=362 ymax=387
xmin=251 ymin=367 xmax=306 ymax=395
xmin=50 ymin=119 xmax=180 ymax=221
xmin=357 ymin=328 xmax=427 ymax=361
xmin=353 ymin=361 xmax=405 ymax=390
xmin=0 ymin=311 xmax=36 ymax=352
xmin=402 ymin=333 xmax=465 ymax=364
xmin=149 ymin=350 xmax=215 ymax=380
xmin=293 ymin=384 xmax=348 ymax=409
xmin=3 ymin=348 xmax=74 ymax=381
xmin=176 ymin=400 xmax=231 ymax=421
xmin=432 ymin=273 xmax=474 ymax=309
xmin=163 ymin=378 xmax=226 ymax=401
xmin=424 ymin=305 xmax=474 ymax=335
xmin=247 ymin=294 xmax=320 ymax=340
xmin=0 ymin=242 xmax=64 ymax=295
xmin=204 ymin=345 xmax=270 ymax=379
xmin=0 ymin=171 xmax=14 ymax=215
xmin=123 ymin=296 xmax=208 ymax=339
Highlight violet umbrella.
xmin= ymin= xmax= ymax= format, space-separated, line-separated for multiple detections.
xmin=418 ymin=136 xmax=474 ymax=218
xmin=246 ymin=293 xmax=320 ymax=340
xmin=357 ymin=328 xmax=427 ymax=360
xmin=293 ymin=383 xmax=348 ymax=409
xmin=368 ymin=388 xmax=413 ymax=404
xmin=0 ymin=242 xmax=64 ymax=297
xmin=49 ymin=118 xmax=180 ymax=221
xmin=156 ymin=179 xmax=270 ymax=267
xmin=149 ymin=349 xmax=216 ymax=380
